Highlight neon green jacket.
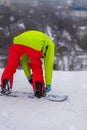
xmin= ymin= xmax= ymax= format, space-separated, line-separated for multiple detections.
xmin=13 ymin=30 xmax=55 ymax=86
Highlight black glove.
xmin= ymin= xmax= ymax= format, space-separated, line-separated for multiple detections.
xmin=27 ymin=77 xmax=33 ymax=85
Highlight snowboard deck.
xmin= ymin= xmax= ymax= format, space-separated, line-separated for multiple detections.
xmin=0 ymin=91 xmax=68 ymax=102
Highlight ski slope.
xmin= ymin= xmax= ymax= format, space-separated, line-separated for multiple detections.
xmin=0 ymin=69 xmax=87 ymax=130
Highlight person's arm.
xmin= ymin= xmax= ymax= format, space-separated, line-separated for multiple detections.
xmin=20 ymin=54 xmax=31 ymax=78
xmin=44 ymin=37 xmax=55 ymax=87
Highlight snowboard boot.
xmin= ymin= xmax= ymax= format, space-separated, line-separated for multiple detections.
xmin=1 ymin=79 xmax=11 ymax=95
xmin=34 ymin=81 xmax=46 ymax=98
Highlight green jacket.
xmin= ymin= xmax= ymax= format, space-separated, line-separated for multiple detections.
xmin=13 ymin=30 xmax=55 ymax=86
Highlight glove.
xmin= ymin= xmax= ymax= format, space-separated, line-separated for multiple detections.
xmin=27 ymin=77 xmax=33 ymax=85
xmin=45 ymin=85 xmax=51 ymax=92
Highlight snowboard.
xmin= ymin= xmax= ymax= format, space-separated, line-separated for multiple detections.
xmin=0 ymin=91 xmax=68 ymax=102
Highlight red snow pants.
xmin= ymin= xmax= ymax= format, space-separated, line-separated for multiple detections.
xmin=1 ymin=44 xmax=45 ymax=92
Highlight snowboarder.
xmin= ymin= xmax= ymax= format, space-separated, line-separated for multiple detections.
xmin=0 ymin=30 xmax=55 ymax=98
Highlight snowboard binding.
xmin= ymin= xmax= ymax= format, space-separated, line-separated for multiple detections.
xmin=34 ymin=81 xmax=46 ymax=98
xmin=1 ymin=79 xmax=11 ymax=95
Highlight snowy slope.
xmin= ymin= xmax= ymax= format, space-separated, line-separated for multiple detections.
xmin=0 ymin=69 xmax=87 ymax=130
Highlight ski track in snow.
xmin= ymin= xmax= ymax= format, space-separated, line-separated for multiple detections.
xmin=0 ymin=69 xmax=87 ymax=130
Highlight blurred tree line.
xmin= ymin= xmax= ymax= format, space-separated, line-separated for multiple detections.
xmin=0 ymin=5 xmax=78 ymax=51
xmin=0 ymin=5 xmax=87 ymax=70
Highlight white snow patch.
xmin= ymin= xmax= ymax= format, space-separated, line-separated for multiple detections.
xmin=0 ymin=69 xmax=87 ymax=130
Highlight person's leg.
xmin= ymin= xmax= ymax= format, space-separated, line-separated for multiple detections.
xmin=26 ymin=47 xmax=45 ymax=96
xmin=30 ymin=59 xmax=45 ymax=98
xmin=31 ymin=61 xmax=44 ymax=92
xmin=1 ymin=44 xmax=24 ymax=88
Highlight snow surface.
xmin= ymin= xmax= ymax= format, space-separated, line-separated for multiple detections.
xmin=0 ymin=69 xmax=87 ymax=130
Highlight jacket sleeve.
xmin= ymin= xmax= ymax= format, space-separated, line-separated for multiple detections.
xmin=44 ymin=37 xmax=55 ymax=86
xmin=20 ymin=54 xmax=31 ymax=78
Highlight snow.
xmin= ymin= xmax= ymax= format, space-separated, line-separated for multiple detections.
xmin=0 ymin=69 xmax=87 ymax=130
xmin=46 ymin=26 xmax=54 ymax=40
xmin=62 ymin=30 xmax=72 ymax=41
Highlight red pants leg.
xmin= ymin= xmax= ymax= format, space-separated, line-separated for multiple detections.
xmin=1 ymin=44 xmax=24 ymax=88
xmin=25 ymin=48 xmax=45 ymax=93
xmin=29 ymin=60 xmax=45 ymax=93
